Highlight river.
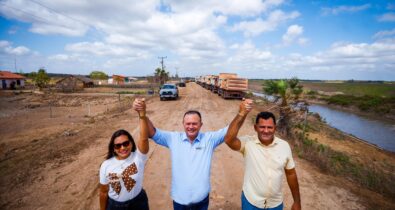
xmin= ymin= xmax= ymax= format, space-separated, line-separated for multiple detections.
xmin=253 ymin=92 xmax=395 ymax=153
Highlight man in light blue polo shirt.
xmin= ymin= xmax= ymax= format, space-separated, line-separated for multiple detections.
xmin=133 ymin=98 xmax=251 ymax=210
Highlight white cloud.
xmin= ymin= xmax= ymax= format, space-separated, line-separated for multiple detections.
xmin=282 ymin=24 xmax=307 ymax=45
xmin=0 ymin=0 xmax=89 ymax=36
xmin=167 ymin=0 xmax=285 ymax=17
xmin=278 ymin=39 xmax=395 ymax=75
xmin=378 ymin=13 xmax=395 ymax=22
xmin=48 ymin=54 xmax=77 ymax=61
xmin=227 ymin=41 xmax=272 ymax=70
xmin=65 ymin=42 xmax=150 ymax=59
xmin=0 ymin=40 xmax=31 ymax=55
xmin=373 ymin=28 xmax=395 ymax=39
xmin=321 ymin=4 xmax=371 ymax=16
xmin=224 ymin=39 xmax=395 ymax=79
xmin=231 ymin=10 xmax=300 ymax=37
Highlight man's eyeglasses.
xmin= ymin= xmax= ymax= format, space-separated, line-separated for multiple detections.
xmin=114 ymin=141 xmax=131 ymax=149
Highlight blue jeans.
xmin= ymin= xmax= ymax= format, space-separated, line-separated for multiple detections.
xmin=107 ymin=189 xmax=149 ymax=210
xmin=173 ymin=194 xmax=209 ymax=210
xmin=241 ymin=191 xmax=283 ymax=210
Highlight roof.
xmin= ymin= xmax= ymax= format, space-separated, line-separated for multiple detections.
xmin=74 ymin=75 xmax=93 ymax=83
xmin=0 ymin=71 xmax=26 ymax=79
xmin=112 ymin=74 xmax=126 ymax=78
xmin=56 ymin=75 xmax=93 ymax=83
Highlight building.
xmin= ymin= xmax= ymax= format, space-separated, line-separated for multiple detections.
xmin=108 ymin=75 xmax=126 ymax=84
xmin=56 ymin=75 xmax=94 ymax=92
xmin=108 ymin=75 xmax=138 ymax=85
xmin=0 ymin=71 xmax=26 ymax=89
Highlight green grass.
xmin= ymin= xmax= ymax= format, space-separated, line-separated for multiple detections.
xmin=301 ymin=82 xmax=395 ymax=97
xmin=290 ymin=130 xmax=395 ymax=198
xmin=250 ymin=80 xmax=395 ymax=97
xmin=116 ymin=90 xmax=145 ymax=94
xmin=324 ymin=95 xmax=394 ymax=113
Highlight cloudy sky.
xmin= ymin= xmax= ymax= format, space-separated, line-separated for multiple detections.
xmin=0 ymin=0 xmax=394 ymax=80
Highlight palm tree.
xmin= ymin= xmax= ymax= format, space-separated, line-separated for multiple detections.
xmin=288 ymin=77 xmax=303 ymax=101
xmin=263 ymin=77 xmax=303 ymax=106
xmin=264 ymin=79 xmax=289 ymax=106
xmin=154 ymin=67 xmax=169 ymax=85
xmin=263 ymin=77 xmax=303 ymax=136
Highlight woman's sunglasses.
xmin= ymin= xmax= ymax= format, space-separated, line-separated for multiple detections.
xmin=114 ymin=141 xmax=131 ymax=149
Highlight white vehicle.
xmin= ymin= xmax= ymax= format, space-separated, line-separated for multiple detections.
xmin=159 ymin=84 xmax=179 ymax=100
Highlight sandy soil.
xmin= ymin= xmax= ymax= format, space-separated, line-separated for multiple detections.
xmin=0 ymin=83 xmax=393 ymax=210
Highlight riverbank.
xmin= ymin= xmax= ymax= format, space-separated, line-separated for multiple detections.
xmin=306 ymin=97 xmax=395 ymax=124
xmin=249 ymin=80 xmax=395 ymax=122
xmin=288 ymin=113 xmax=395 ymax=209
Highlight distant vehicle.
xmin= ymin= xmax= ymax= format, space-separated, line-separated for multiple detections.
xmin=159 ymin=83 xmax=179 ymax=101
xmin=177 ymin=82 xmax=186 ymax=87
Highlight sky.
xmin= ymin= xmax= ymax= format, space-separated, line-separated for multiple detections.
xmin=0 ymin=0 xmax=394 ymax=80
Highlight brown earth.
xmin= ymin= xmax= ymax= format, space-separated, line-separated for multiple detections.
xmin=0 ymin=83 xmax=393 ymax=210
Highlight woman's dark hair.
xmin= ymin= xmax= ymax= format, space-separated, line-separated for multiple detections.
xmin=106 ymin=129 xmax=136 ymax=159
xmin=255 ymin=112 xmax=276 ymax=125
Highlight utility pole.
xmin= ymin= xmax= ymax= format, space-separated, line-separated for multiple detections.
xmin=14 ymin=57 xmax=17 ymax=72
xmin=158 ymin=56 xmax=167 ymax=71
xmin=175 ymin=67 xmax=179 ymax=79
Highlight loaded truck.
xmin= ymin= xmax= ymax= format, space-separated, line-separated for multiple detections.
xmin=209 ymin=75 xmax=219 ymax=93
xmin=217 ymin=73 xmax=248 ymax=99
xmin=203 ymin=75 xmax=215 ymax=90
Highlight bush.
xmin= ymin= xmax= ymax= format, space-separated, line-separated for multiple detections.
xmin=288 ymin=131 xmax=395 ymax=199
xmin=325 ymin=95 xmax=353 ymax=106
xmin=307 ymin=90 xmax=318 ymax=95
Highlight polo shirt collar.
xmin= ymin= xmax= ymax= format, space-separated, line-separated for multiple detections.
xmin=181 ymin=132 xmax=202 ymax=143
xmin=254 ymin=136 xmax=279 ymax=147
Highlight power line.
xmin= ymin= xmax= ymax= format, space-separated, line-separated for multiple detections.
xmin=29 ymin=0 xmax=90 ymax=27
xmin=0 ymin=1 xmax=104 ymax=39
xmin=0 ymin=1 xmax=89 ymax=28
xmin=0 ymin=2 xmax=57 ymax=25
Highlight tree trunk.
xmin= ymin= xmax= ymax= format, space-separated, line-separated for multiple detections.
xmin=278 ymin=105 xmax=291 ymax=137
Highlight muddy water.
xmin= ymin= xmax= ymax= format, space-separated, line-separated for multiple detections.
xmin=309 ymin=104 xmax=395 ymax=153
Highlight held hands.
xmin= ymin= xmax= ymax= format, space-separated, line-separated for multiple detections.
xmin=133 ymin=98 xmax=146 ymax=117
xmin=239 ymin=98 xmax=253 ymax=117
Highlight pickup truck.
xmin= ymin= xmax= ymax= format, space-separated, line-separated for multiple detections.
xmin=159 ymin=83 xmax=179 ymax=100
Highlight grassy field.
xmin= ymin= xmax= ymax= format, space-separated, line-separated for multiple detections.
xmin=249 ymin=79 xmax=395 ymax=97
xmin=249 ymin=80 xmax=395 ymax=113
xmin=300 ymin=81 xmax=395 ymax=97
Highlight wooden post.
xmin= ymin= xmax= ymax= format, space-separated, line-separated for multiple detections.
xmin=50 ymin=103 xmax=53 ymax=118
xmin=88 ymin=102 xmax=91 ymax=116
xmin=118 ymin=94 xmax=122 ymax=112
xmin=302 ymin=109 xmax=308 ymax=140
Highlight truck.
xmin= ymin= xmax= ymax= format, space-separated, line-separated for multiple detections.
xmin=159 ymin=83 xmax=179 ymax=101
xmin=202 ymin=75 xmax=215 ymax=90
xmin=217 ymin=73 xmax=248 ymax=99
xmin=209 ymin=75 xmax=219 ymax=93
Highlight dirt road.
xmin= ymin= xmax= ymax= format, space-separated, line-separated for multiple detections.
xmin=0 ymin=83 xmax=383 ymax=209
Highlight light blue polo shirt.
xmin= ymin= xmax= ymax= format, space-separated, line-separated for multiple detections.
xmin=152 ymin=126 xmax=228 ymax=205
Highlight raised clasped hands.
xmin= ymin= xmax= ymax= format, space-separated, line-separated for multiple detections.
xmin=239 ymin=98 xmax=253 ymax=116
xmin=133 ymin=98 xmax=146 ymax=116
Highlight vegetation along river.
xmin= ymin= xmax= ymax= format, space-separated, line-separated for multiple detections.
xmin=253 ymin=92 xmax=395 ymax=153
